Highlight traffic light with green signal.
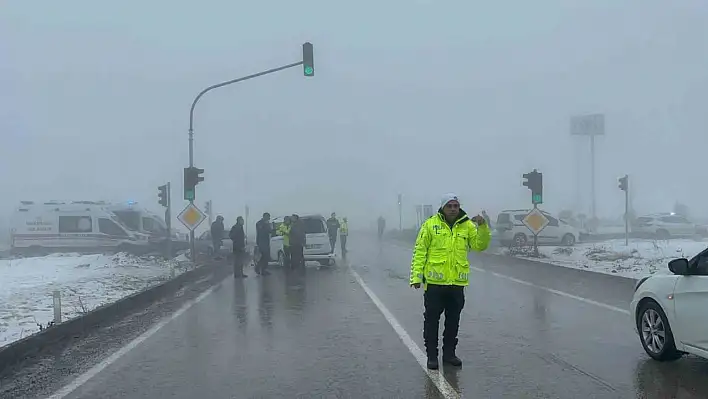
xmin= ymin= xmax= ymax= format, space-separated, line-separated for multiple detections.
xmin=303 ymin=42 xmax=314 ymax=77
xmin=158 ymin=184 xmax=168 ymax=207
xmin=522 ymin=169 xmax=543 ymax=205
xmin=183 ymin=167 xmax=204 ymax=201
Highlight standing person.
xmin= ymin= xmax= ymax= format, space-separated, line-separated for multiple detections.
xmin=210 ymin=215 xmax=225 ymax=256
xmin=377 ymin=216 xmax=386 ymax=240
xmin=339 ymin=217 xmax=349 ymax=255
xmin=481 ymin=210 xmax=492 ymax=230
xmin=229 ymin=216 xmax=247 ymax=278
xmin=410 ymin=193 xmax=491 ymax=370
xmin=255 ymin=213 xmax=273 ymax=276
xmin=326 ymin=213 xmax=340 ymax=254
xmin=289 ymin=214 xmax=306 ymax=269
xmin=277 ymin=216 xmax=292 ymax=268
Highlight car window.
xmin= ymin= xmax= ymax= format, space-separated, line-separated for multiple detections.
xmin=98 ymin=218 xmax=129 ymax=237
xmin=660 ymin=216 xmax=690 ymax=224
xmin=545 ymin=215 xmax=559 ymax=227
xmin=693 ymin=253 xmax=708 ymax=276
xmin=303 ymin=218 xmax=326 ymax=234
xmin=112 ymin=210 xmax=140 ymax=231
xmin=496 ymin=213 xmax=511 ymax=225
xmin=636 ymin=217 xmax=654 ymax=225
xmin=142 ymin=217 xmax=166 ymax=235
xmin=513 ymin=215 xmax=525 ymax=222
xmin=59 ymin=216 xmax=92 ymax=233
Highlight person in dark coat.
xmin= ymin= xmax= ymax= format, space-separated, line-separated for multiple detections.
xmin=327 ymin=213 xmax=340 ymax=254
xmin=289 ymin=214 xmax=307 ymax=269
xmin=255 ymin=212 xmax=272 ymax=275
xmin=210 ymin=215 xmax=225 ymax=255
xmin=229 ymin=216 xmax=247 ymax=278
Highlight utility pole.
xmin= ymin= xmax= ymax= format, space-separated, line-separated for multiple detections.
xmin=619 ymin=175 xmax=629 ymax=246
xmin=205 ymin=200 xmax=213 ymax=226
xmin=245 ymin=204 xmax=250 ymax=237
xmin=397 ymin=194 xmax=402 ymax=231
xmin=186 ymin=42 xmax=315 ymax=260
xmin=166 ymin=182 xmax=172 ymax=258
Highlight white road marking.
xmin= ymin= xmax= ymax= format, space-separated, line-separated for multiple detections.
xmin=349 ymin=268 xmax=461 ymax=399
xmin=388 ymin=242 xmax=630 ymax=315
xmin=47 ymin=280 xmax=223 ymax=399
xmin=470 ymin=267 xmax=630 ymax=315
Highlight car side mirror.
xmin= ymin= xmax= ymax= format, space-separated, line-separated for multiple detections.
xmin=669 ymin=258 xmax=690 ymax=275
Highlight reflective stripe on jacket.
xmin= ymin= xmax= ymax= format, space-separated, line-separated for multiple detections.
xmin=277 ymin=224 xmax=291 ymax=247
xmin=340 ymin=221 xmax=349 ymax=236
xmin=410 ymin=210 xmax=491 ymax=287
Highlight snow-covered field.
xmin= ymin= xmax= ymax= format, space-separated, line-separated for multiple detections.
xmin=495 ymin=239 xmax=708 ymax=280
xmin=0 ymin=252 xmax=190 ymax=347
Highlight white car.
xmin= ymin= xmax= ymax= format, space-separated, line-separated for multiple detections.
xmin=495 ymin=209 xmax=580 ymax=247
xmin=633 ymin=213 xmax=701 ymax=240
xmin=630 ymin=247 xmax=708 ymax=361
xmin=269 ymin=214 xmax=335 ymax=266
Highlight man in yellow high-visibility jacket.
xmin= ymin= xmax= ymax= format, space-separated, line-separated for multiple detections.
xmin=339 ymin=217 xmax=349 ymax=255
xmin=277 ymin=216 xmax=292 ymax=268
xmin=410 ymin=193 xmax=491 ymax=370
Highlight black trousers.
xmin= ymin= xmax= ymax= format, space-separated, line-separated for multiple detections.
xmin=423 ymin=284 xmax=465 ymax=358
xmin=290 ymin=245 xmax=304 ymax=269
xmin=233 ymin=250 xmax=246 ymax=276
xmin=256 ymin=246 xmax=270 ymax=273
xmin=329 ymin=235 xmax=337 ymax=253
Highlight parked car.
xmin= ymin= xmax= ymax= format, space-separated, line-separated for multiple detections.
xmin=633 ymin=213 xmax=701 ymax=240
xmin=495 ymin=209 xmax=579 ymax=247
xmin=631 ymin=246 xmax=708 ymax=361
xmin=197 ymin=230 xmax=232 ymax=256
xmin=269 ymin=214 xmax=335 ymax=266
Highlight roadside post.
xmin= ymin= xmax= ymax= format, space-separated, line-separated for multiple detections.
xmin=618 ymin=174 xmax=629 ymax=246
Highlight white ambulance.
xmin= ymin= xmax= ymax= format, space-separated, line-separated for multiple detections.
xmin=10 ymin=201 xmax=150 ymax=255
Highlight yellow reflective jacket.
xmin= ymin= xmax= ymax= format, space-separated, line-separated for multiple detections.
xmin=277 ymin=223 xmax=291 ymax=247
xmin=410 ymin=211 xmax=491 ymax=287
xmin=340 ymin=221 xmax=349 ymax=236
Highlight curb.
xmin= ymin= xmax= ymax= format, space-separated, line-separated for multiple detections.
xmin=0 ymin=260 xmax=231 ymax=374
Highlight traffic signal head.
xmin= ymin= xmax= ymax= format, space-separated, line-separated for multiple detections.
xmin=183 ymin=167 xmax=205 ymax=201
xmin=302 ymin=42 xmax=314 ymax=77
xmin=522 ymin=170 xmax=543 ymax=204
xmin=158 ymin=184 xmax=168 ymax=207
xmin=618 ymin=175 xmax=628 ymax=191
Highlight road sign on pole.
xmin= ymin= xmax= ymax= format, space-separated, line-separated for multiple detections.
xmin=178 ymin=203 xmax=207 ymax=231
xmin=522 ymin=207 xmax=549 ymax=257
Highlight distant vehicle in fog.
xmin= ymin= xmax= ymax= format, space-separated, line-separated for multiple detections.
xmin=633 ymin=213 xmax=703 ymax=240
xmin=10 ymin=201 xmax=150 ymax=255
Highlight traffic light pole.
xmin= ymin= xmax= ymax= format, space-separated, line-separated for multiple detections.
xmin=165 ymin=182 xmax=172 ymax=259
xmin=624 ymin=180 xmax=629 ymax=246
xmin=187 ymin=61 xmax=305 ymax=260
xmin=532 ymin=204 xmax=540 ymax=257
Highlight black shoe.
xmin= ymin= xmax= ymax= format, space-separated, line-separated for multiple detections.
xmin=442 ymin=355 xmax=462 ymax=367
xmin=427 ymin=358 xmax=439 ymax=370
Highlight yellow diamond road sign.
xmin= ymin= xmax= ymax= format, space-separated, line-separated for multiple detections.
xmin=522 ymin=208 xmax=549 ymax=235
xmin=178 ymin=203 xmax=207 ymax=231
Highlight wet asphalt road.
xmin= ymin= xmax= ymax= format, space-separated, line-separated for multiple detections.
xmin=32 ymin=236 xmax=708 ymax=398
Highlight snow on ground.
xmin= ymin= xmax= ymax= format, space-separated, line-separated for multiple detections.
xmin=0 ymin=252 xmax=191 ymax=347
xmin=495 ymin=239 xmax=708 ymax=280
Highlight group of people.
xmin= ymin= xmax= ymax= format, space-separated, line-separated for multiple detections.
xmin=256 ymin=212 xmax=308 ymax=274
xmin=326 ymin=213 xmax=349 ymax=256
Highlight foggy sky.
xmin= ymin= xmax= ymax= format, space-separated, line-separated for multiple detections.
xmin=2 ymin=0 xmax=708 ymax=231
